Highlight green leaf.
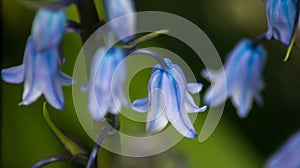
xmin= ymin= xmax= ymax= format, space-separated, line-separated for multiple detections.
xmin=43 ymin=102 xmax=88 ymax=157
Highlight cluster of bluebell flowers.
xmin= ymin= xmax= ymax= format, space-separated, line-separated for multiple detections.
xmin=200 ymin=0 xmax=300 ymax=166
xmin=2 ymin=8 xmax=73 ymax=110
xmin=204 ymin=0 xmax=299 ymax=118
xmin=2 ymin=0 xmax=300 ymax=167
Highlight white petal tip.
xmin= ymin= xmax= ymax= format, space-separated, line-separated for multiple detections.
xmin=237 ymin=110 xmax=248 ymax=118
xmin=198 ymin=105 xmax=207 ymax=112
xmin=131 ymin=98 xmax=149 ymax=113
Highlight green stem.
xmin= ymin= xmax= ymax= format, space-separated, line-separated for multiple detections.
xmin=75 ymin=0 xmax=100 ymax=43
xmin=32 ymin=154 xmax=87 ymax=168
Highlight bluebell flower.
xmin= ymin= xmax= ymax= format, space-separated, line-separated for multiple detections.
xmin=203 ymin=39 xmax=266 ymax=118
xmin=264 ymin=0 xmax=300 ymax=46
xmin=266 ymin=130 xmax=300 ymax=168
xmin=1 ymin=37 xmax=74 ymax=109
xmin=83 ymin=47 xmax=128 ymax=121
xmin=104 ymin=0 xmax=136 ymax=43
xmin=132 ymin=59 xmax=207 ymax=138
xmin=2 ymin=8 xmax=71 ymax=109
xmin=32 ymin=8 xmax=66 ymax=51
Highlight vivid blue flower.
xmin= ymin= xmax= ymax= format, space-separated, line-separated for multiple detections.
xmin=132 ymin=59 xmax=207 ymax=138
xmin=104 ymin=0 xmax=136 ymax=43
xmin=266 ymin=130 xmax=300 ymax=168
xmin=83 ymin=47 xmax=128 ymax=121
xmin=1 ymin=37 xmax=74 ymax=109
xmin=32 ymin=8 xmax=66 ymax=51
xmin=203 ymin=39 xmax=266 ymax=118
xmin=264 ymin=0 xmax=300 ymax=46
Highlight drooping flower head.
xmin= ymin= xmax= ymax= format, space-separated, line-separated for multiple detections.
xmin=104 ymin=0 xmax=136 ymax=43
xmin=83 ymin=47 xmax=128 ymax=121
xmin=203 ymin=39 xmax=266 ymax=118
xmin=132 ymin=58 xmax=206 ymax=138
xmin=1 ymin=9 xmax=72 ymax=109
xmin=264 ymin=0 xmax=300 ymax=46
xmin=266 ymin=130 xmax=300 ymax=168
xmin=2 ymin=37 xmax=74 ymax=109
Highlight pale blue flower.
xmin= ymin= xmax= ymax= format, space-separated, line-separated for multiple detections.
xmin=266 ymin=130 xmax=300 ymax=168
xmin=203 ymin=39 xmax=266 ymax=118
xmin=83 ymin=47 xmax=128 ymax=121
xmin=104 ymin=0 xmax=136 ymax=43
xmin=264 ymin=0 xmax=300 ymax=46
xmin=32 ymin=8 xmax=66 ymax=51
xmin=1 ymin=37 xmax=74 ymax=109
xmin=132 ymin=59 xmax=206 ymax=138
xmin=1 ymin=8 xmax=71 ymax=109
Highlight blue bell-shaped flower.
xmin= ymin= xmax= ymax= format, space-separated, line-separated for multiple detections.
xmin=132 ymin=59 xmax=206 ymax=138
xmin=104 ymin=0 xmax=136 ymax=43
xmin=203 ymin=39 xmax=266 ymax=118
xmin=264 ymin=0 xmax=300 ymax=46
xmin=83 ymin=47 xmax=128 ymax=120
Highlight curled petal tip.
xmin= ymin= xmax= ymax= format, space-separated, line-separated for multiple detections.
xmin=198 ymin=105 xmax=207 ymax=112
xmin=131 ymin=98 xmax=149 ymax=113
xmin=186 ymin=129 xmax=198 ymax=139
xmin=1 ymin=65 xmax=25 ymax=84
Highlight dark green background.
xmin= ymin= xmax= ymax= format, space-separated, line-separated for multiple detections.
xmin=1 ymin=0 xmax=300 ymax=167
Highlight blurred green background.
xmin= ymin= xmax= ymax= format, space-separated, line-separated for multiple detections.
xmin=1 ymin=0 xmax=300 ymax=167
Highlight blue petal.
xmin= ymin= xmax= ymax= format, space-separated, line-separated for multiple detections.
xmin=163 ymin=72 xmax=197 ymax=138
xmin=146 ymin=112 xmax=168 ymax=135
xmin=146 ymin=87 xmax=169 ymax=134
xmin=36 ymin=49 xmax=64 ymax=109
xmin=32 ymin=8 xmax=66 ymax=51
xmin=204 ymin=39 xmax=251 ymax=107
xmin=266 ymin=130 xmax=300 ymax=168
xmin=86 ymin=47 xmax=127 ymax=120
xmin=187 ymin=83 xmax=203 ymax=94
xmin=104 ymin=0 xmax=136 ymax=42
xmin=1 ymin=65 xmax=25 ymax=84
xmin=185 ymin=92 xmax=207 ymax=113
xmin=230 ymin=50 xmax=254 ymax=118
xmin=22 ymin=37 xmax=41 ymax=105
xmin=146 ymin=70 xmax=168 ymax=133
xmin=59 ymin=72 xmax=75 ymax=86
xmin=203 ymin=69 xmax=227 ymax=106
xmin=87 ymin=89 xmax=109 ymax=121
xmin=132 ymin=98 xmax=149 ymax=112
xmin=111 ymin=47 xmax=128 ymax=106
xmin=231 ymin=43 xmax=266 ymax=118
xmin=109 ymin=95 xmax=122 ymax=114
xmin=265 ymin=0 xmax=299 ymax=45
xmin=88 ymin=49 xmax=112 ymax=120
